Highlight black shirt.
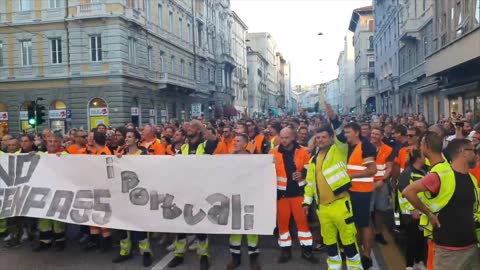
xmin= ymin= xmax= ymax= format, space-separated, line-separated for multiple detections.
xmin=433 ymin=171 xmax=477 ymax=247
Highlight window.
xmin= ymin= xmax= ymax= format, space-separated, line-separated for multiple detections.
xmin=158 ymin=4 xmax=164 ymax=28
xmin=160 ymin=51 xmax=165 ymax=72
xmin=0 ymin=42 xmax=3 ymax=67
xmin=20 ymin=0 xmax=32 ymax=11
xmin=187 ymin=23 xmax=191 ymax=42
xmin=368 ymin=36 xmax=374 ymax=50
xmin=21 ymin=40 xmax=32 ymax=66
xmin=50 ymin=39 xmax=62 ymax=64
xmin=198 ymin=24 xmax=203 ymax=47
xmin=179 ymin=18 xmax=183 ymax=38
xmin=189 ymin=62 xmax=193 ymax=78
xmin=171 ymin=55 xmax=175 ymax=73
xmin=128 ymin=37 xmax=136 ymax=64
xmin=423 ymin=36 xmax=429 ymax=57
xmin=147 ymin=46 xmax=152 ymax=70
xmin=144 ymin=0 xmax=151 ymax=20
xmin=476 ymin=0 xmax=480 ymax=25
xmin=90 ymin=35 xmax=102 ymax=62
xmin=169 ymin=11 xmax=174 ymax=33
xmin=49 ymin=0 xmax=61 ymax=8
xmin=199 ymin=66 xmax=204 ymax=81
xmin=180 ymin=59 xmax=185 ymax=77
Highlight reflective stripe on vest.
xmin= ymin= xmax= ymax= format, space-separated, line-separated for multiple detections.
xmin=348 ymin=143 xmax=374 ymax=192
xmin=374 ymin=143 xmax=393 ymax=181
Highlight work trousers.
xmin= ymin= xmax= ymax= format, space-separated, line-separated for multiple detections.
xmin=277 ymin=196 xmax=313 ymax=247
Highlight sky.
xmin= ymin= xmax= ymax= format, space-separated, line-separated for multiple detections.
xmin=231 ymin=0 xmax=372 ymax=86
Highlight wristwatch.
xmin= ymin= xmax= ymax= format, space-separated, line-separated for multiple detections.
xmin=428 ymin=212 xmax=435 ymax=219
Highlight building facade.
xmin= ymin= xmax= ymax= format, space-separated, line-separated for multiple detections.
xmin=246 ymin=32 xmax=279 ymax=111
xmin=0 ymin=0 xmax=238 ymax=134
xmin=337 ymin=32 xmax=356 ymax=114
xmin=349 ymin=6 xmax=376 ymax=114
xmin=425 ymin=0 xmax=480 ymax=123
xmin=373 ymin=0 xmax=400 ymax=115
xmin=397 ymin=0 xmax=436 ymax=121
xmin=246 ymin=48 xmax=268 ymax=116
xmin=325 ymin=79 xmax=341 ymax=112
xmin=231 ymin=11 xmax=248 ymax=117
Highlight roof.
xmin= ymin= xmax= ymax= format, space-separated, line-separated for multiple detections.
xmin=348 ymin=5 xmax=373 ymax=32
xmin=232 ymin=11 xmax=248 ymax=30
xmin=353 ymin=5 xmax=373 ymax=12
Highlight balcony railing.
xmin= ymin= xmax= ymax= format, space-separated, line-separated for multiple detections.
xmin=77 ymin=3 xmax=106 ymax=17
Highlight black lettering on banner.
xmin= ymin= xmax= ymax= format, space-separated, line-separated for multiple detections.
xmin=0 ymin=187 xmax=18 ymax=218
xmin=149 ymin=191 xmax=165 ymax=211
xmin=92 ymin=189 xmax=111 ymax=225
xmin=129 ymin=187 xmax=149 ymax=206
xmin=162 ymin=194 xmax=182 ymax=219
xmin=14 ymin=154 xmax=40 ymax=186
xmin=0 ymin=156 xmax=15 ymax=187
xmin=244 ymin=205 xmax=255 ymax=230
xmin=46 ymin=190 xmax=74 ymax=220
xmin=20 ymin=187 xmax=50 ymax=216
xmin=231 ymin=194 xmax=242 ymax=230
xmin=120 ymin=171 xmax=140 ymax=193
xmin=13 ymin=185 xmax=31 ymax=216
xmin=70 ymin=190 xmax=93 ymax=223
xmin=0 ymin=189 xmax=4 ymax=212
xmin=183 ymin=204 xmax=206 ymax=225
xmin=206 ymin=193 xmax=229 ymax=226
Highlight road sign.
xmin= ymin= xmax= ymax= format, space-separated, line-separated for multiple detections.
xmin=191 ymin=103 xmax=202 ymax=117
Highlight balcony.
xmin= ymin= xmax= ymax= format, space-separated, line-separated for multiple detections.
xmin=157 ymin=72 xmax=196 ymax=91
xmin=76 ymin=3 xmax=107 ymax=18
xmin=399 ymin=62 xmax=426 ymax=86
xmin=399 ymin=6 xmax=433 ymax=41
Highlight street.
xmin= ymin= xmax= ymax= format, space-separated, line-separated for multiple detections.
xmin=0 ymin=231 xmax=397 ymax=270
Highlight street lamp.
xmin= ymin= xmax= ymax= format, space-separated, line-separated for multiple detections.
xmin=318 ymin=32 xmax=323 ymax=36
xmin=319 ymin=59 xmax=323 ymax=61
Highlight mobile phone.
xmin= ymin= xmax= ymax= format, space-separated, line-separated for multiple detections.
xmin=455 ymin=121 xmax=464 ymax=127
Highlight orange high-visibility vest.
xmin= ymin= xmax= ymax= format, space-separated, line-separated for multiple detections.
xmin=396 ymin=146 xmax=409 ymax=173
xmin=271 ymin=146 xmax=311 ymax=191
xmin=374 ymin=143 xmax=393 ymax=182
xmin=347 ymin=143 xmax=374 ymax=192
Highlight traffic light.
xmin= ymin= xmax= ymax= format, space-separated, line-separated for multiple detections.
xmin=27 ymin=101 xmax=36 ymax=127
xmin=35 ymin=105 xmax=46 ymax=126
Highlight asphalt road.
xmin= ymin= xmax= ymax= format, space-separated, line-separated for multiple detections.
xmin=0 ymin=230 xmax=396 ymax=270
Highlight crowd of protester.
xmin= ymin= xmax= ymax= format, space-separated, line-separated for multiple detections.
xmin=0 ymin=106 xmax=479 ymax=270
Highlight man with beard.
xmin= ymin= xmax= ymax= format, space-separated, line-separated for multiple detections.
xmin=404 ymin=136 xmax=480 ymax=269
xmin=168 ymin=120 xmax=219 ymax=270
xmin=166 ymin=129 xmax=186 ymax=155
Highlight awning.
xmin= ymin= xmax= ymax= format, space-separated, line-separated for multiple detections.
xmin=417 ymin=81 xmax=439 ymax=94
xmin=440 ymin=81 xmax=479 ymax=96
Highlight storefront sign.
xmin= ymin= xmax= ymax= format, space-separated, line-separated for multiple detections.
xmin=131 ymin=107 xmax=140 ymax=116
xmin=90 ymin=107 xmax=109 ymax=116
xmin=49 ymin=110 xmax=67 ymax=119
xmin=160 ymin=110 xmax=167 ymax=117
xmin=149 ymin=109 xmax=156 ymax=117
xmin=0 ymin=112 xmax=8 ymax=121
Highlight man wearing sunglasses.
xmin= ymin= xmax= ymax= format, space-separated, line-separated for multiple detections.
xmin=404 ymin=136 xmax=480 ymax=270
xmin=66 ymin=130 xmax=88 ymax=154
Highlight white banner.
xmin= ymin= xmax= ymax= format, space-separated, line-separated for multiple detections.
xmin=20 ymin=111 xmax=28 ymax=120
xmin=0 ymin=154 xmax=277 ymax=235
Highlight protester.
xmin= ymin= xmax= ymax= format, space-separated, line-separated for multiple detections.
xmin=403 ymin=135 xmax=480 ymax=270
xmin=271 ymin=127 xmax=317 ymax=264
